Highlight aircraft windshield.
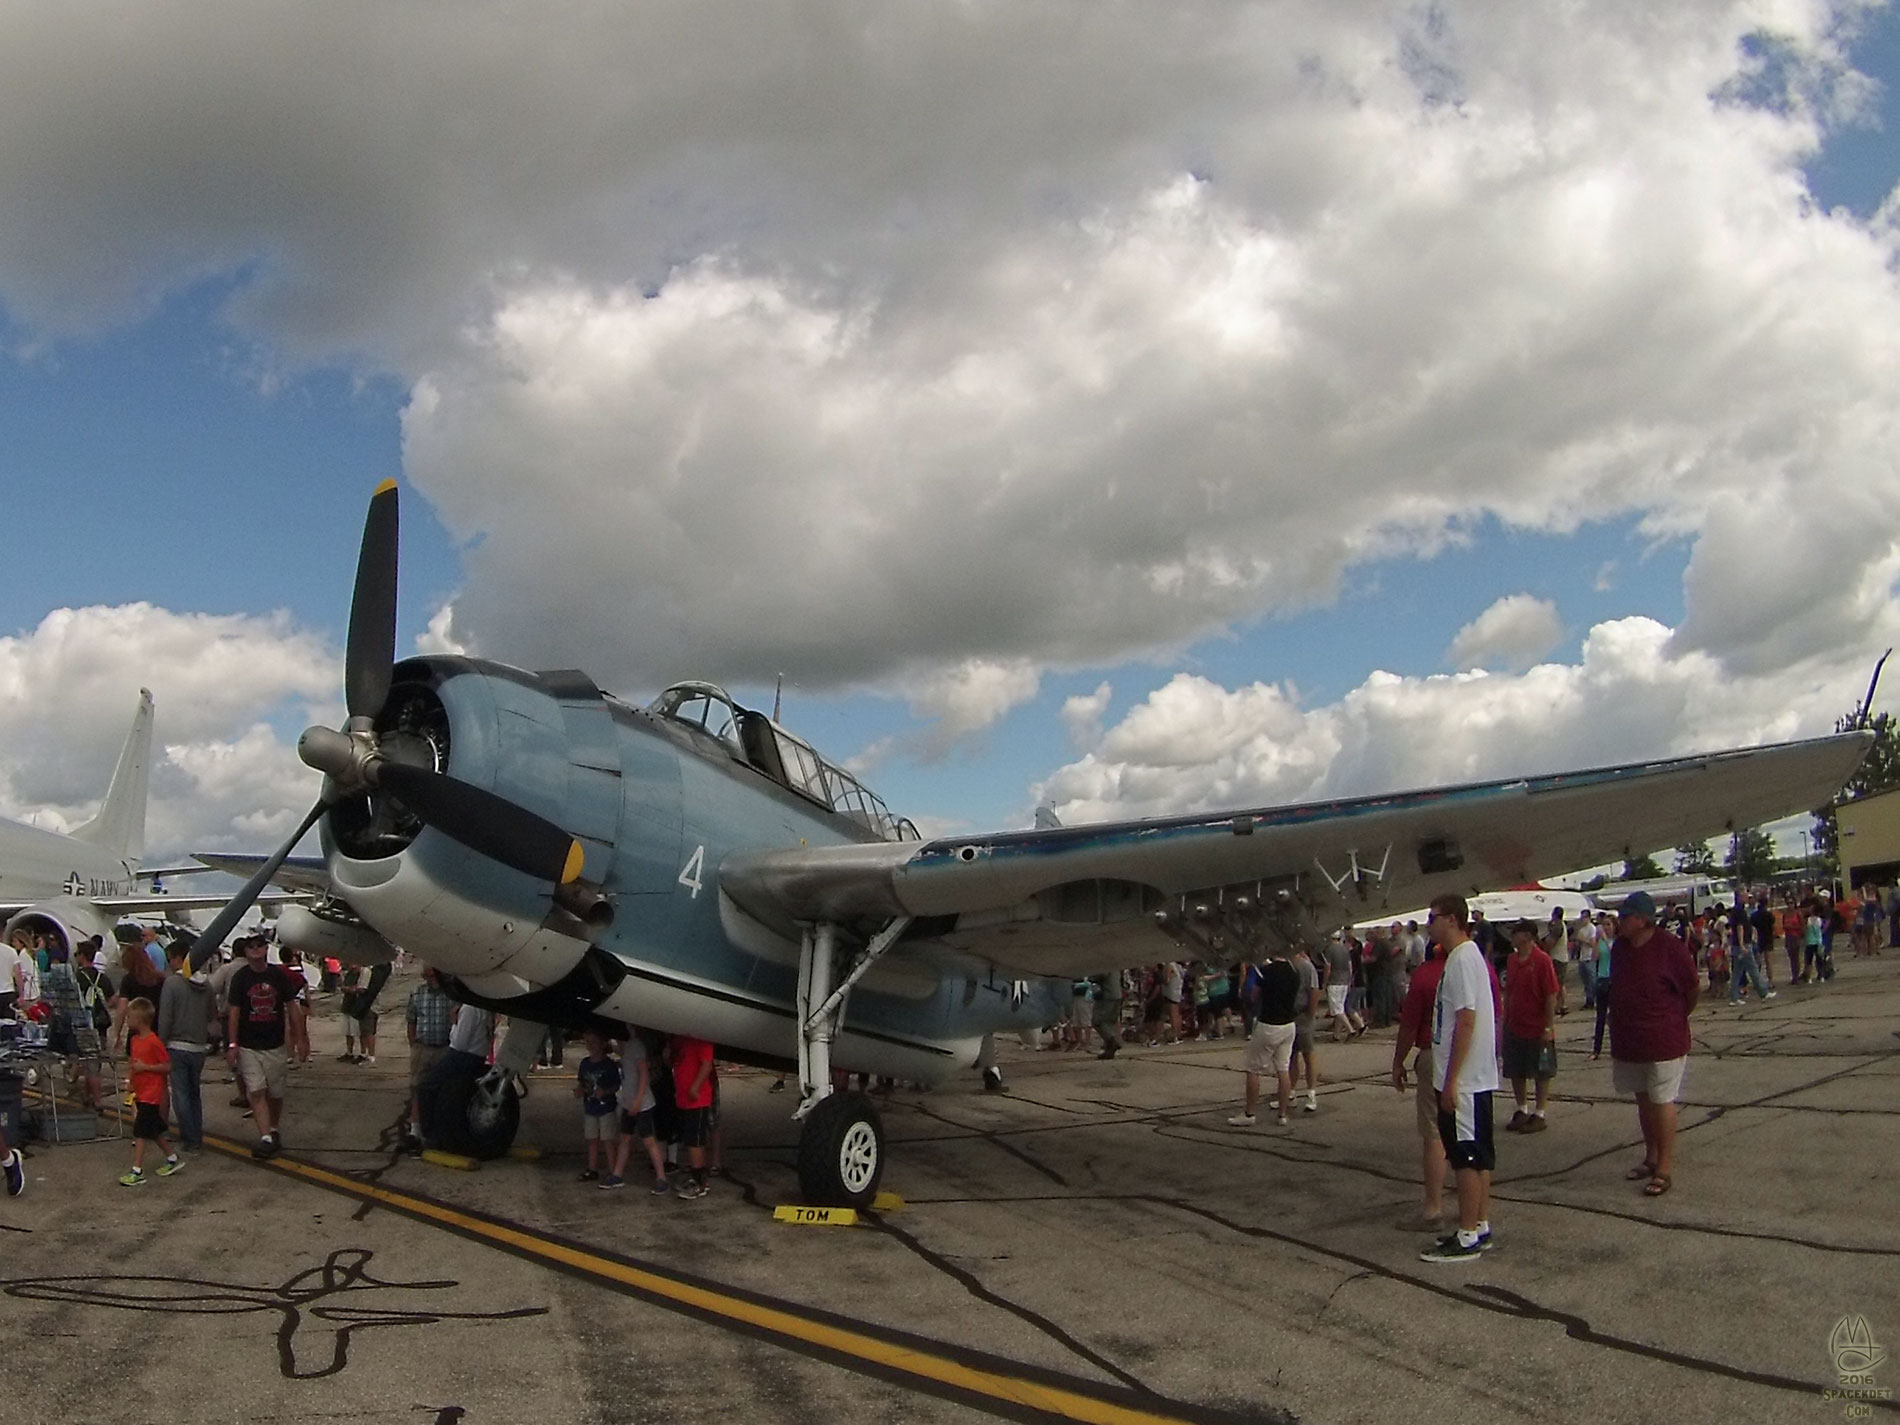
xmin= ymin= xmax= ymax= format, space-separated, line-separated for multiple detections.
xmin=647 ymin=682 xmax=742 ymax=752
xmin=648 ymin=682 xmax=918 ymax=842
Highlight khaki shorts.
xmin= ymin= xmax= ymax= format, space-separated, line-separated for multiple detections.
xmin=1415 ymin=1046 xmax=1439 ymax=1141
xmin=1613 ymin=1055 xmax=1688 ymax=1103
xmin=1245 ymin=1020 xmax=1296 ymax=1077
xmin=236 ymin=1046 xmax=288 ymax=1099
xmin=582 ymin=1112 xmax=620 ymax=1141
xmin=409 ymin=1042 xmax=445 ymax=1091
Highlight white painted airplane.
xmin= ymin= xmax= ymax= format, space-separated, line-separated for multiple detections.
xmin=186 ymin=483 xmax=1874 ymax=1206
xmin=0 ymin=692 xmax=303 ymax=954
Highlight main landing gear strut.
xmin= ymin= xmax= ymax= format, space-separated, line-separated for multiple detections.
xmin=792 ymin=917 xmax=909 ymax=1207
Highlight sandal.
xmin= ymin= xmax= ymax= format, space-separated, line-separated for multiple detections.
xmin=1643 ymin=1174 xmax=1672 ymax=1197
xmin=1625 ymin=1162 xmax=1656 ymax=1181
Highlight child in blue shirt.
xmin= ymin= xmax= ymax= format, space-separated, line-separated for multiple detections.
xmin=574 ymin=1030 xmax=622 ymax=1183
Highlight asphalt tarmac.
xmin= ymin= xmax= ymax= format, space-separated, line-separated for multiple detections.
xmin=2 ymin=952 xmax=1896 ymax=1425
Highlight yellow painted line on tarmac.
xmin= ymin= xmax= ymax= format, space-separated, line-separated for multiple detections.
xmin=193 ymin=1131 xmax=1211 ymax=1425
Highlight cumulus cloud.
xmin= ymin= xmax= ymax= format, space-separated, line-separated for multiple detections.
xmin=1061 ymin=682 xmax=1114 ymax=751
xmin=0 ymin=604 xmax=335 ymax=856
xmin=0 ymin=3 xmax=1895 ymax=729
xmin=1446 ymin=594 xmax=1564 ymax=671
xmin=1036 ymin=614 xmax=1862 ymax=827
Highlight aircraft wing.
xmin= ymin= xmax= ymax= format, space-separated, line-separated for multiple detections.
xmin=720 ymin=732 xmax=1869 ymax=980
xmin=0 ymin=889 xmax=314 ymax=921
xmin=89 ymin=890 xmax=314 ymax=915
xmin=188 ymin=853 xmax=335 ymax=898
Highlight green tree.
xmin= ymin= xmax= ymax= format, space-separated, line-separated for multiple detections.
xmin=1813 ymin=652 xmax=1900 ymax=876
xmin=1674 ymin=840 xmax=1718 ymax=875
xmin=1725 ymin=827 xmax=1777 ymax=887
xmin=1620 ymin=853 xmax=1666 ymax=881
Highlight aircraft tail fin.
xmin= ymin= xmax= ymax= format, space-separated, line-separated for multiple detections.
xmin=1033 ymin=802 xmax=1063 ymax=830
xmin=70 ymin=689 xmax=155 ymax=864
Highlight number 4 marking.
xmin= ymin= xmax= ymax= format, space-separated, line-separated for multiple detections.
xmin=678 ymin=844 xmax=705 ymax=898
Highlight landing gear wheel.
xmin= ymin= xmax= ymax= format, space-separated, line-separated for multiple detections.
xmin=797 ymin=1091 xmax=884 ymax=1208
xmin=453 ymin=1073 xmax=521 ymax=1160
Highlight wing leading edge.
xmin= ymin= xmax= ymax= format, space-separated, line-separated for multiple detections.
xmin=721 ymin=732 xmax=1870 ymax=980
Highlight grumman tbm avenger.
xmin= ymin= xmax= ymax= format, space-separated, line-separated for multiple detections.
xmin=190 ymin=481 xmax=1870 ymax=1206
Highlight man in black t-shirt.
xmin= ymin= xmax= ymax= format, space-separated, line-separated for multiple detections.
xmin=1230 ymin=950 xmax=1302 ymax=1128
xmin=225 ymin=935 xmax=303 ymax=1159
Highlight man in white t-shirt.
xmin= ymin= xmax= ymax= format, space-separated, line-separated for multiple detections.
xmin=0 ymin=932 xmax=24 ymax=1019
xmin=1573 ymin=915 xmax=1602 ymax=1008
xmin=1422 ymin=893 xmax=1500 ymax=1264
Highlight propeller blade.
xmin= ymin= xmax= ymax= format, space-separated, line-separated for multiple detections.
xmin=376 ymin=761 xmax=585 ymax=886
xmin=188 ymin=799 xmax=328 ymax=971
xmin=345 ymin=478 xmax=400 ymax=723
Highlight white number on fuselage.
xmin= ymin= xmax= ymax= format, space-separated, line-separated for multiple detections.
xmin=678 ymin=844 xmax=705 ymax=898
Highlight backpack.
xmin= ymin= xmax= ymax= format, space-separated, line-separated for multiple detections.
xmin=77 ymin=967 xmax=111 ymax=1032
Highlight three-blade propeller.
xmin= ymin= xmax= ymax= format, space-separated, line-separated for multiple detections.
xmin=190 ymin=481 xmax=584 ymax=970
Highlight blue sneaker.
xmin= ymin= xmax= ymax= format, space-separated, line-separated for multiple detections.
xmin=650 ymin=1177 xmax=670 ymax=1195
xmin=3 ymin=1150 xmax=23 ymax=1197
xmin=598 ymin=1174 xmax=625 ymax=1190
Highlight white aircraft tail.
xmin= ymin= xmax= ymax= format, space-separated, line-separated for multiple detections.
xmin=69 ymin=688 xmax=154 ymax=865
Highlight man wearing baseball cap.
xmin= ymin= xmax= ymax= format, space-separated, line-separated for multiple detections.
xmin=1608 ymin=891 xmax=1698 ymax=1197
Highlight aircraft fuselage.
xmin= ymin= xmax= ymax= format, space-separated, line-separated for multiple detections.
xmin=0 ymin=816 xmax=137 ymax=904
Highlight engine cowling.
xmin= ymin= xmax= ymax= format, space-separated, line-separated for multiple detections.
xmin=4 ymin=900 xmax=117 ymax=958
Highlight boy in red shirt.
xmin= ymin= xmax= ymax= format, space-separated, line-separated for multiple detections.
xmin=668 ymin=1034 xmax=716 ymax=1200
xmin=1501 ymin=921 xmax=1560 ymax=1133
xmin=122 ymin=998 xmax=183 ymax=1186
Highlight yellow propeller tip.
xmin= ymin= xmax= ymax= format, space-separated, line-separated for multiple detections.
xmin=373 ymin=477 xmax=398 ymax=496
xmin=561 ymin=841 xmax=586 ymax=885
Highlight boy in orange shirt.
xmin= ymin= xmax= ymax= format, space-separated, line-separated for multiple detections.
xmin=122 ymin=998 xmax=183 ymax=1187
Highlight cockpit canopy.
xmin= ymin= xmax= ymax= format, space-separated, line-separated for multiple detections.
xmin=648 ymin=682 xmax=921 ymax=843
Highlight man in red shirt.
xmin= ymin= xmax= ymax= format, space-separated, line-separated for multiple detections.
xmin=1608 ymin=892 xmax=1699 ymax=1197
xmin=668 ymin=1035 xmax=716 ymax=1200
xmin=1501 ymin=922 xmax=1560 ymax=1133
xmin=1391 ymin=942 xmax=1447 ymax=1232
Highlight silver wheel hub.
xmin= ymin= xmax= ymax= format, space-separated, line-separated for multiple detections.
xmin=839 ymin=1120 xmax=878 ymax=1194
xmin=468 ymin=1081 xmax=511 ymax=1133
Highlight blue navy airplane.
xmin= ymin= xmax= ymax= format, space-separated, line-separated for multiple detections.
xmin=192 ymin=482 xmax=1870 ymax=1205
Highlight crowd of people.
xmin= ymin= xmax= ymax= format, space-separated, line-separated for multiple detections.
xmin=1016 ymin=877 xmax=1890 ymax=1266
xmin=0 ymin=874 xmax=1889 ymax=1217
xmin=0 ymin=917 xmax=740 ymax=1207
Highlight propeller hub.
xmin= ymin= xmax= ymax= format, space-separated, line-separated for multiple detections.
xmin=298 ymin=724 xmax=375 ymax=786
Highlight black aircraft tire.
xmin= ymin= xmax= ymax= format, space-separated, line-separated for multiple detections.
xmin=796 ymin=1091 xmax=884 ymax=1209
xmin=454 ymin=1076 xmax=522 ymax=1161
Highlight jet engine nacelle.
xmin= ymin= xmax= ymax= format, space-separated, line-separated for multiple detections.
xmin=5 ymin=899 xmax=116 ymax=957
xmin=275 ymin=904 xmax=398 ymax=967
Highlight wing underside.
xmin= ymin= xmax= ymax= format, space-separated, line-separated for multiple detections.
xmin=188 ymin=853 xmax=334 ymax=898
xmin=721 ymin=732 xmax=1870 ymax=980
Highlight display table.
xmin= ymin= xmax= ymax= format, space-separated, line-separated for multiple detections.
xmin=0 ymin=1022 xmax=117 ymax=1144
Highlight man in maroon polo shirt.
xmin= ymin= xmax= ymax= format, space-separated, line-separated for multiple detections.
xmin=1501 ymin=921 xmax=1560 ymax=1133
xmin=1608 ymin=891 xmax=1698 ymax=1197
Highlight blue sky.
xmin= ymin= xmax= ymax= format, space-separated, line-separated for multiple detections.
xmin=0 ymin=4 xmax=1895 ymax=855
